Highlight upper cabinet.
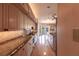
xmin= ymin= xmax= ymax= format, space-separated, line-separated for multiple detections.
xmin=3 ymin=4 xmax=9 ymax=30
xmin=20 ymin=4 xmax=36 ymax=24
xmin=0 ymin=4 xmax=2 ymax=31
xmin=8 ymin=4 xmax=25 ymax=31
xmin=18 ymin=9 xmax=24 ymax=30
xmin=21 ymin=4 xmax=29 ymax=12
xmin=29 ymin=6 xmax=35 ymax=20
xmin=8 ymin=4 xmax=19 ymax=30
xmin=0 ymin=3 xmax=37 ymax=31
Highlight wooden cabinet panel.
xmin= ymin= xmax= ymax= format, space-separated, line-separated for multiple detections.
xmin=24 ymin=14 xmax=28 ymax=29
xmin=8 ymin=4 xmax=28 ymax=31
xmin=14 ymin=6 xmax=20 ymax=30
xmin=0 ymin=4 xmax=36 ymax=31
xmin=0 ymin=4 xmax=2 ymax=31
xmin=3 ymin=4 xmax=9 ymax=30
xmin=18 ymin=10 xmax=24 ymax=30
xmin=8 ymin=5 xmax=19 ymax=31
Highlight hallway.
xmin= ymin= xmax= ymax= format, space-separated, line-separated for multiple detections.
xmin=0 ymin=3 xmax=79 ymax=56
xmin=0 ymin=3 xmax=57 ymax=56
xmin=31 ymin=34 xmax=55 ymax=56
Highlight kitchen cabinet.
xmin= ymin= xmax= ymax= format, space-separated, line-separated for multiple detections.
xmin=0 ymin=4 xmax=2 ymax=31
xmin=0 ymin=4 xmax=36 ymax=31
xmin=2 ymin=4 xmax=9 ymax=30
xmin=18 ymin=10 xmax=24 ymax=30
xmin=8 ymin=5 xmax=18 ymax=30
xmin=14 ymin=36 xmax=34 ymax=56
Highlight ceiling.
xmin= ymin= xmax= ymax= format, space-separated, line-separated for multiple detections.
xmin=29 ymin=3 xmax=57 ymax=23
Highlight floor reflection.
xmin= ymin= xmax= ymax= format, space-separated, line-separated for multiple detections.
xmin=31 ymin=34 xmax=55 ymax=56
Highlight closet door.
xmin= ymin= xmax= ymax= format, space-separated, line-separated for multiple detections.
xmin=0 ymin=4 xmax=2 ymax=31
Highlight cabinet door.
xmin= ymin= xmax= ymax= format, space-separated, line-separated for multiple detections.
xmin=0 ymin=4 xmax=2 ymax=31
xmin=2 ymin=4 xmax=9 ymax=31
xmin=8 ymin=4 xmax=18 ymax=31
xmin=18 ymin=11 xmax=24 ymax=30
xmin=24 ymin=14 xmax=28 ymax=29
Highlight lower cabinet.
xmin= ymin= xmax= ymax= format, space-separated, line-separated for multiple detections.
xmin=13 ymin=37 xmax=34 ymax=56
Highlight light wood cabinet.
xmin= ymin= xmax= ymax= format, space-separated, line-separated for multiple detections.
xmin=0 ymin=4 xmax=2 ymax=31
xmin=2 ymin=4 xmax=9 ymax=30
xmin=0 ymin=3 xmax=36 ymax=31
xmin=18 ymin=10 xmax=24 ymax=30
xmin=8 ymin=4 xmax=18 ymax=30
